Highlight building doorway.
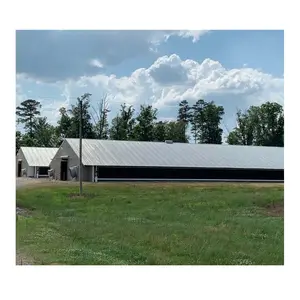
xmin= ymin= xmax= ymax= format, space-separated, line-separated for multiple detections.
xmin=60 ymin=160 xmax=68 ymax=181
xmin=17 ymin=161 xmax=22 ymax=177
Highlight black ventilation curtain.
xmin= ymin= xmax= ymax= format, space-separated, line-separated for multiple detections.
xmin=95 ymin=166 xmax=284 ymax=181
xmin=38 ymin=167 xmax=50 ymax=175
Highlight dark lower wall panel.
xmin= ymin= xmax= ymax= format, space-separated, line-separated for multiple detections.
xmin=95 ymin=166 xmax=284 ymax=181
xmin=38 ymin=167 xmax=50 ymax=175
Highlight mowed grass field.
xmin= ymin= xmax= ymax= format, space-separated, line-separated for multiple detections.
xmin=16 ymin=182 xmax=284 ymax=265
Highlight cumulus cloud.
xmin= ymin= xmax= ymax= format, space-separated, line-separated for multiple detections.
xmin=16 ymin=30 xmax=208 ymax=81
xmin=149 ymin=54 xmax=189 ymax=85
xmin=16 ymin=54 xmax=284 ymax=133
xmin=75 ymin=54 xmax=283 ymax=108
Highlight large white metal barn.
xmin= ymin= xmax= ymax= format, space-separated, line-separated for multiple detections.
xmin=49 ymin=138 xmax=284 ymax=182
xmin=16 ymin=147 xmax=59 ymax=178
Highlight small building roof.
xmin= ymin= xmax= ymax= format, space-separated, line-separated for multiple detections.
xmin=64 ymin=139 xmax=284 ymax=170
xmin=19 ymin=147 xmax=59 ymax=167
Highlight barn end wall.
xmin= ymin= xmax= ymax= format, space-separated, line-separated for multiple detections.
xmin=16 ymin=149 xmax=30 ymax=177
xmin=50 ymin=140 xmax=78 ymax=181
xmin=50 ymin=140 xmax=93 ymax=181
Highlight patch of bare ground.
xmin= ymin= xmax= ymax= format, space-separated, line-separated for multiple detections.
xmin=261 ymin=202 xmax=284 ymax=217
xmin=16 ymin=253 xmax=64 ymax=265
xmin=16 ymin=206 xmax=32 ymax=217
xmin=67 ymin=192 xmax=97 ymax=199
xmin=243 ymin=183 xmax=284 ymax=188
xmin=16 ymin=180 xmax=78 ymax=190
xmin=16 ymin=252 xmax=34 ymax=265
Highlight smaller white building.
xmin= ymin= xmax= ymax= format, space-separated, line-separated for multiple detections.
xmin=16 ymin=147 xmax=58 ymax=178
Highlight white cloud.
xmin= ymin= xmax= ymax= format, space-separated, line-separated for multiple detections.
xmin=16 ymin=54 xmax=284 ymax=132
xmin=75 ymin=54 xmax=284 ymax=108
xmin=89 ymin=59 xmax=104 ymax=68
xmin=170 ymin=30 xmax=209 ymax=43
xmin=148 ymin=54 xmax=188 ymax=85
xmin=60 ymin=82 xmax=72 ymax=109
xmin=41 ymin=98 xmax=70 ymax=124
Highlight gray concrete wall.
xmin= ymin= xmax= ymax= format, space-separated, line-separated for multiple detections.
xmin=50 ymin=140 xmax=78 ymax=181
xmin=16 ymin=149 xmax=33 ymax=177
xmin=83 ymin=166 xmax=93 ymax=182
xmin=50 ymin=140 xmax=93 ymax=181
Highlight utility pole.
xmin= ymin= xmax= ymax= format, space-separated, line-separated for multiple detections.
xmin=79 ymin=97 xmax=83 ymax=195
xmin=78 ymin=93 xmax=91 ymax=195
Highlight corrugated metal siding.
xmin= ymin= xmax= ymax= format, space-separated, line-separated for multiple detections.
xmin=65 ymin=139 xmax=284 ymax=170
xmin=20 ymin=147 xmax=58 ymax=167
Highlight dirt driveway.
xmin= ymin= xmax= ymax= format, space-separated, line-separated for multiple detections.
xmin=16 ymin=177 xmax=50 ymax=189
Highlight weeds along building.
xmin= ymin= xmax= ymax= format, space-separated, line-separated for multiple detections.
xmin=49 ymin=138 xmax=284 ymax=182
xmin=16 ymin=147 xmax=59 ymax=178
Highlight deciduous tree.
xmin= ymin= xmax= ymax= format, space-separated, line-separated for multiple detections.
xmin=134 ymin=105 xmax=157 ymax=141
xmin=227 ymin=102 xmax=284 ymax=147
xmin=109 ymin=104 xmax=136 ymax=140
xmin=68 ymin=96 xmax=95 ymax=139
xmin=91 ymin=94 xmax=110 ymax=140
xmin=190 ymin=99 xmax=224 ymax=144
xmin=32 ymin=117 xmax=60 ymax=147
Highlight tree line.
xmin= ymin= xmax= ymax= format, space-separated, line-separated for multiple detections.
xmin=16 ymin=95 xmax=284 ymax=153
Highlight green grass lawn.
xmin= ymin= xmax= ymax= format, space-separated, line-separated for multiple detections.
xmin=16 ymin=183 xmax=284 ymax=265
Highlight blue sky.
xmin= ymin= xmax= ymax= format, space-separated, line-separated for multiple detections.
xmin=16 ymin=30 xmax=284 ymax=137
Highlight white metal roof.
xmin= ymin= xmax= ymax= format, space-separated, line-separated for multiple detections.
xmin=20 ymin=147 xmax=59 ymax=167
xmin=64 ymin=139 xmax=284 ymax=170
